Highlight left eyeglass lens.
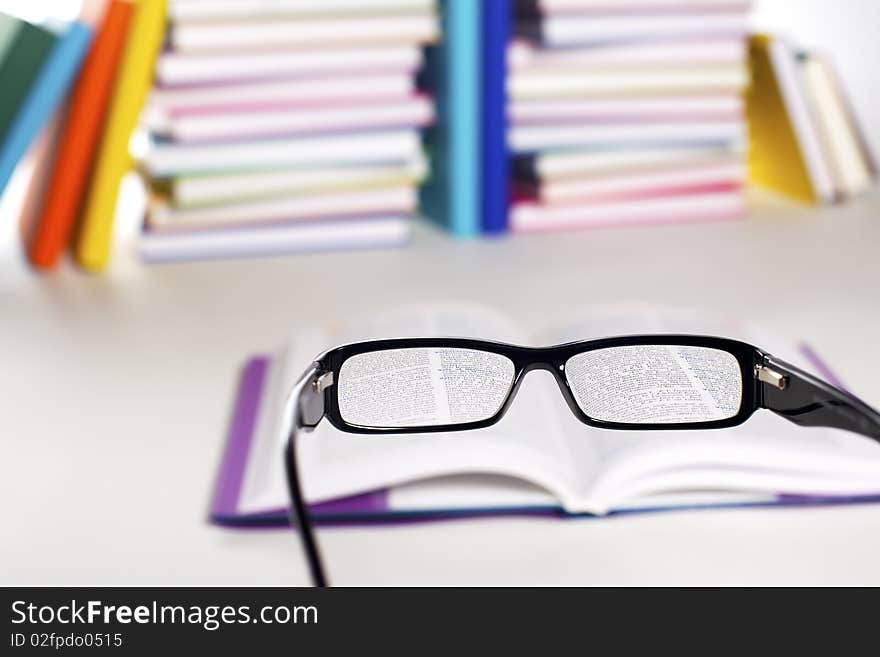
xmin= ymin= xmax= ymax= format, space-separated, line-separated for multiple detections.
xmin=337 ymin=348 xmax=515 ymax=428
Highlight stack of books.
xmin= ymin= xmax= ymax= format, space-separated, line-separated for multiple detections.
xmin=138 ymin=0 xmax=438 ymax=263
xmin=502 ymin=0 xmax=752 ymax=233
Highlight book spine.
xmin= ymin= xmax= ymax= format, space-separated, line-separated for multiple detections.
xmin=481 ymin=0 xmax=510 ymax=234
xmin=447 ymin=0 xmax=480 ymax=237
xmin=75 ymin=0 xmax=167 ymax=272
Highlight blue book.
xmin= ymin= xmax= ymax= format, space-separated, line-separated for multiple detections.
xmin=481 ymin=0 xmax=510 ymax=234
xmin=0 ymin=21 xmax=93 ymax=195
xmin=421 ymin=0 xmax=481 ymax=238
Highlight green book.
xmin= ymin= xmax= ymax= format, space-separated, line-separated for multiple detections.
xmin=0 ymin=14 xmax=22 ymax=64
xmin=0 ymin=16 xmax=57 ymax=148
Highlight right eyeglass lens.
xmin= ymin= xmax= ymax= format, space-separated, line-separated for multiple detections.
xmin=337 ymin=347 xmax=515 ymax=429
xmin=564 ymin=344 xmax=743 ymax=424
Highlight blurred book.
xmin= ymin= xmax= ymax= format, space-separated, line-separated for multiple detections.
xmin=138 ymin=0 xmax=438 ymax=263
xmin=210 ymin=304 xmax=880 ymax=526
xmin=0 ymin=13 xmax=92 ymax=195
xmin=140 ymin=216 xmax=411 ymax=263
xmin=420 ymin=0 xmax=481 ymax=237
xmin=747 ymin=34 xmax=877 ymax=204
xmin=487 ymin=0 xmax=752 ymax=233
xmin=28 ymin=0 xmax=134 ymax=270
xmin=75 ymin=0 xmax=167 ymax=271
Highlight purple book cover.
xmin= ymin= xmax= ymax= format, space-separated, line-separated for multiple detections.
xmin=210 ymin=347 xmax=880 ymax=528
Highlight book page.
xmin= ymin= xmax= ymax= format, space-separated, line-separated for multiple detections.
xmin=238 ymin=303 xmax=590 ymax=514
xmin=535 ymin=305 xmax=880 ymax=513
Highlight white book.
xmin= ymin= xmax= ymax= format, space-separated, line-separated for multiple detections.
xmin=523 ymin=13 xmax=749 ymax=46
xmin=799 ymin=53 xmax=873 ymax=198
xmin=509 ymin=65 xmax=749 ymax=100
xmin=140 ymin=216 xmax=411 ymax=263
xmin=765 ymin=39 xmax=836 ymax=204
xmin=155 ymin=46 xmax=422 ymax=87
xmin=144 ymin=129 xmax=423 ymax=177
xmin=229 ymin=303 xmax=880 ymax=518
xmin=511 ymin=94 xmax=744 ymax=124
xmin=520 ymin=145 xmax=745 ymax=180
xmin=530 ymin=161 xmax=746 ymax=203
xmin=509 ymin=120 xmax=745 ymax=153
xmin=170 ymin=155 xmax=428 ymax=208
xmin=511 ymin=189 xmax=744 ymax=232
xmin=169 ymin=0 xmax=435 ymax=22
xmin=156 ymin=95 xmax=435 ymax=143
xmin=508 ymin=36 xmax=747 ymax=71
xmin=149 ymin=186 xmax=418 ymax=230
xmin=170 ymin=14 xmax=439 ymax=52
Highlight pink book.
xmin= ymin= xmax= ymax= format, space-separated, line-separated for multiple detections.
xmin=511 ymin=187 xmax=745 ymax=233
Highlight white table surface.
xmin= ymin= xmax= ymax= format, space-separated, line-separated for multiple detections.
xmin=2 ymin=187 xmax=880 ymax=585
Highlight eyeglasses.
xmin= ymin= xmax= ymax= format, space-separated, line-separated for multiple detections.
xmin=282 ymin=335 xmax=880 ymax=586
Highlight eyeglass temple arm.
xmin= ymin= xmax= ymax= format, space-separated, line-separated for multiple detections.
xmin=759 ymin=355 xmax=880 ymax=441
xmin=282 ymin=364 xmax=329 ymax=587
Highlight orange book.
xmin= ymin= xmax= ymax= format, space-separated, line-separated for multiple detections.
xmin=27 ymin=0 xmax=134 ymax=270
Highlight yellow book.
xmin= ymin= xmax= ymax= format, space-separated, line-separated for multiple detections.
xmin=747 ymin=34 xmax=834 ymax=204
xmin=75 ymin=0 xmax=167 ymax=271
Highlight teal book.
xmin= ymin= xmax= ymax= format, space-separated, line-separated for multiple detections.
xmin=0 ymin=21 xmax=93 ymax=194
xmin=420 ymin=0 xmax=481 ymax=237
xmin=0 ymin=17 xmax=57 ymax=149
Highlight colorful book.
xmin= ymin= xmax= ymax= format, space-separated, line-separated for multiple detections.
xmin=169 ymin=0 xmax=435 ymax=22
xmin=167 ymin=156 xmax=428 ymax=209
xmin=509 ymin=120 xmax=745 ymax=153
xmin=510 ymin=94 xmax=744 ymax=125
xmin=147 ymin=186 xmax=418 ymax=231
xmin=516 ymin=0 xmax=752 ymax=13
xmin=156 ymin=45 xmax=423 ymax=88
xmin=511 ymin=188 xmax=744 ymax=232
xmin=514 ymin=145 xmax=743 ymax=181
xmin=515 ymin=12 xmax=748 ymax=46
xmin=209 ymin=305 xmax=880 ymax=526
xmin=508 ymin=36 xmax=747 ymax=71
xmin=481 ymin=0 xmax=510 ymax=234
xmin=17 ymin=108 xmax=68 ymax=249
xmin=75 ymin=0 xmax=168 ymax=272
xmin=516 ymin=159 xmax=745 ymax=204
xmin=421 ymin=0 xmax=481 ymax=237
xmin=0 ymin=21 xmax=93 ymax=195
xmin=151 ymin=95 xmax=435 ymax=144
xmin=0 ymin=18 xmax=57 ymax=152
xmin=0 ymin=13 xmax=22 ymax=64
xmin=169 ymin=14 xmax=439 ymax=52
xmin=508 ymin=65 xmax=749 ymax=100
xmin=145 ymin=129 xmax=423 ymax=178
xmin=28 ymin=0 xmax=134 ymax=270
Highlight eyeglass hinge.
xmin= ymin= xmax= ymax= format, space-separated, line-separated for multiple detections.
xmin=755 ymin=364 xmax=788 ymax=390
xmin=312 ymin=372 xmax=334 ymax=394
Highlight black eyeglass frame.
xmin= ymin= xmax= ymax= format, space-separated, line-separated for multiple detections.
xmin=283 ymin=334 xmax=880 ymax=587
xmin=321 ymin=335 xmax=761 ymax=433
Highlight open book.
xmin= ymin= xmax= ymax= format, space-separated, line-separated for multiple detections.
xmin=211 ymin=305 xmax=880 ymax=525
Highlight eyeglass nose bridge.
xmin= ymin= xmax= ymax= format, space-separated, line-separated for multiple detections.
xmin=509 ymin=358 xmax=589 ymax=424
